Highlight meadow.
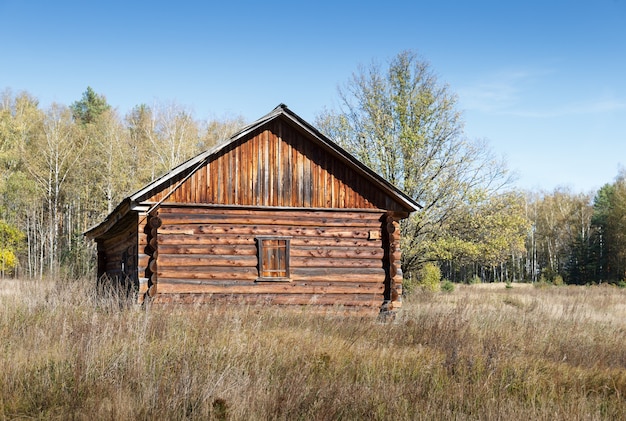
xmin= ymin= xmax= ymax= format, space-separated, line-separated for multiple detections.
xmin=1 ymin=279 xmax=625 ymax=420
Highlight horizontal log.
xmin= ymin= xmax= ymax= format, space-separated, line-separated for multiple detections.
xmin=138 ymin=280 xmax=148 ymax=294
xmin=158 ymin=244 xmax=257 ymax=256
xmin=159 ymin=214 xmax=381 ymax=228
xmin=292 ymin=247 xmax=383 ymax=259
xmin=160 ymin=278 xmax=383 ymax=288
xmin=159 ymin=254 xmax=257 ymax=267
xmin=290 ymin=275 xmax=384 ymax=283
xmin=292 ymin=266 xmax=385 ymax=276
xmin=157 ymin=271 xmax=385 ymax=284
xmin=291 ymin=257 xmax=382 ymax=269
xmin=152 ymin=293 xmax=384 ymax=308
xmin=158 ymin=256 xmax=383 ymax=270
xmin=158 ymin=206 xmax=384 ymax=221
xmin=156 ymin=281 xmax=383 ymax=295
xmin=390 ymin=301 xmax=402 ymax=310
xmin=292 ymin=237 xmax=381 ymax=248
xmin=158 ymin=234 xmax=257 ymax=246
xmin=389 ymin=264 xmax=398 ymax=278
xmin=158 ymin=267 xmax=258 ymax=281
xmin=159 ymin=224 xmax=370 ymax=239
xmin=158 ymin=234 xmax=381 ymax=249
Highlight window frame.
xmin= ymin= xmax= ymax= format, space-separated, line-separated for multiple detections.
xmin=255 ymin=236 xmax=291 ymax=282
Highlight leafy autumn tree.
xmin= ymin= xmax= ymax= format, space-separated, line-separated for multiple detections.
xmin=433 ymin=190 xmax=530 ymax=282
xmin=0 ymin=219 xmax=25 ymax=276
xmin=0 ymin=90 xmax=49 ymax=277
xmin=316 ymin=50 xmax=511 ymax=278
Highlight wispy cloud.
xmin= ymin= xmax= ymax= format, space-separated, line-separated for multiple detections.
xmin=506 ymin=99 xmax=626 ymax=118
xmin=458 ymin=68 xmax=626 ymax=118
xmin=457 ymin=69 xmax=544 ymax=113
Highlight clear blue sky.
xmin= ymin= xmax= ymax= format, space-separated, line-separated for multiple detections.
xmin=1 ymin=0 xmax=625 ymax=193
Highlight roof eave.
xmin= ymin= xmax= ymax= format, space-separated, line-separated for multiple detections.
xmin=83 ymin=198 xmax=133 ymax=239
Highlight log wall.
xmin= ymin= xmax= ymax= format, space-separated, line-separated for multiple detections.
xmin=97 ymin=215 xmax=138 ymax=290
xmin=151 ymin=205 xmax=388 ymax=307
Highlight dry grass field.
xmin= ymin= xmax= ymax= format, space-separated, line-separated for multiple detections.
xmin=1 ymin=278 xmax=625 ymax=420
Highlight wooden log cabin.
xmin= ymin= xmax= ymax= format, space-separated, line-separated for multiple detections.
xmin=85 ymin=104 xmax=420 ymax=311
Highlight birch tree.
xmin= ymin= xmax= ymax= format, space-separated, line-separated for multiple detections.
xmin=145 ymin=101 xmax=200 ymax=178
xmin=525 ymin=188 xmax=594 ymax=283
xmin=22 ymin=103 xmax=83 ymax=274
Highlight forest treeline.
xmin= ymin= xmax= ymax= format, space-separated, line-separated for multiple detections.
xmin=1 ymin=54 xmax=625 ymax=285
xmin=0 ymin=87 xmax=245 ymax=278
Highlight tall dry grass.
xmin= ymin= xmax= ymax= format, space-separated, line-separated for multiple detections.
xmin=1 ymin=279 xmax=625 ymax=420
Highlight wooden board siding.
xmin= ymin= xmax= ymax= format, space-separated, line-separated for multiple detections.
xmin=144 ymin=119 xmax=403 ymax=212
xmin=97 ymin=214 xmax=138 ymax=286
xmin=152 ymin=206 xmax=387 ymax=306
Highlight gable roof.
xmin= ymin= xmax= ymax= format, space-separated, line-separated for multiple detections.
xmin=85 ymin=104 xmax=421 ymax=239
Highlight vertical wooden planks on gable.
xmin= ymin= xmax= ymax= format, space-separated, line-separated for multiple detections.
xmin=337 ymin=160 xmax=346 ymax=208
xmin=190 ymin=166 xmax=197 ymax=203
xmin=346 ymin=162 xmax=356 ymax=208
xmin=228 ymin=145 xmax=235 ymax=204
xmin=302 ymin=133 xmax=312 ymax=207
xmin=231 ymin=142 xmax=238 ymax=204
xmin=205 ymin=162 xmax=216 ymax=203
xmin=252 ymin=130 xmax=259 ymax=207
xmin=315 ymin=145 xmax=325 ymax=208
xmin=199 ymin=161 xmax=207 ymax=203
xmin=274 ymin=123 xmax=281 ymax=207
xmin=269 ymin=127 xmax=277 ymax=207
xmin=242 ymin=139 xmax=247 ymax=204
xmin=282 ymin=122 xmax=293 ymax=207
xmin=262 ymin=129 xmax=270 ymax=206
xmin=293 ymin=130 xmax=302 ymax=207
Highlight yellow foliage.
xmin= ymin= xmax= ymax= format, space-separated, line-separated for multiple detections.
xmin=0 ymin=249 xmax=17 ymax=274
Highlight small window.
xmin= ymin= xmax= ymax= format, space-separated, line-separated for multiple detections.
xmin=256 ymin=237 xmax=291 ymax=281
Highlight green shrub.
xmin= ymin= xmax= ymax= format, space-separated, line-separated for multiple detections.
xmin=441 ymin=279 xmax=455 ymax=293
xmin=618 ymin=280 xmax=626 ymax=289
xmin=553 ymin=275 xmax=564 ymax=286
xmin=402 ymin=276 xmax=418 ymax=296
xmin=418 ymin=263 xmax=441 ymax=292
xmin=468 ymin=274 xmax=482 ymax=285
